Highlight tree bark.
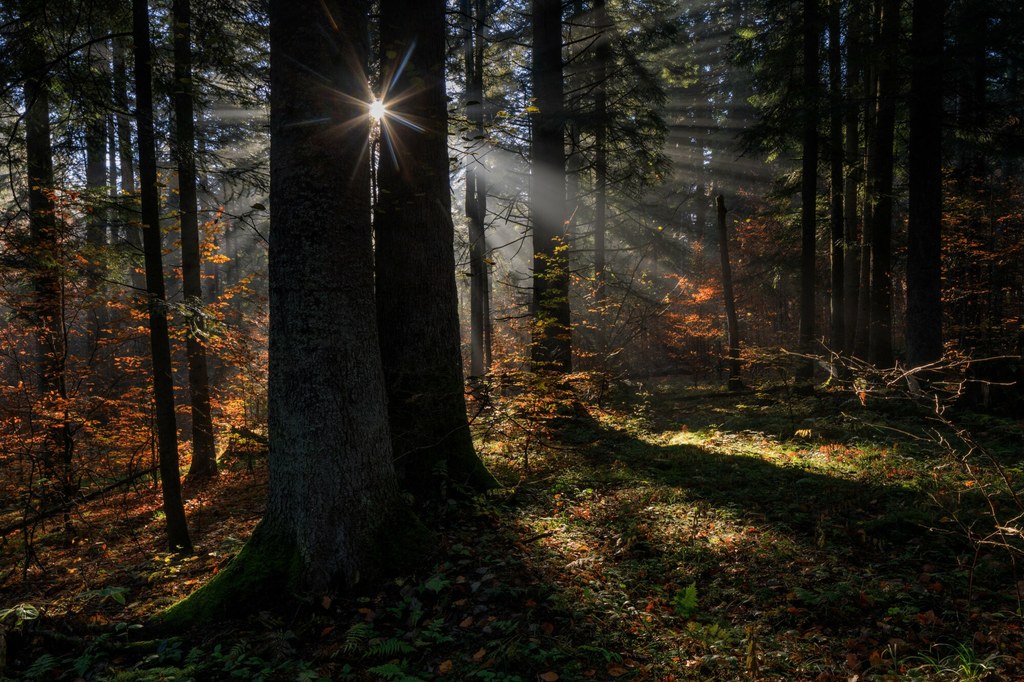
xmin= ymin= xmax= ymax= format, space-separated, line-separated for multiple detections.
xmin=172 ymin=0 xmax=218 ymax=483
xmin=113 ymin=38 xmax=146 ymax=292
xmin=842 ymin=0 xmax=864 ymax=355
xmin=827 ymin=1 xmax=844 ymax=354
xmin=716 ymin=195 xmax=743 ymax=390
xmin=854 ymin=6 xmax=877 ymax=360
xmin=133 ymin=0 xmax=192 ymax=554
xmin=376 ymin=0 xmax=497 ymax=501
xmin=22 ymin=0 xmax=75 ymax=529
xmin=465 ymin=0 xmax=490 ymax=379
xmin=530 ymin=0 xmax=571 ymax=372
xmin=593 ymin=0 xmax=609 ymax=303
xmin=906 ymin=0 xmax=945 ymax=367
xmin=159 ymin=1 xmax=424 ymax=626
xmin=798 ymin=0 xmax=820 ymax=379
xmin=867 ymin=0 xmax=898 ymax=367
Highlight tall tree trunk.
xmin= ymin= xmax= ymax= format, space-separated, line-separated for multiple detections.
xmin=133 ymin=0 xmax=192 ymax=554
xmin=905 ymin=0 xmax=945 ymax=367
xmin=172 ymin=0 xmax=218 ymax=483
xmin=376 ymin=0 xmax=497 ymax=501
xmin=113 ymin=38 xmax=146 ymax=293
xmin=593 ymin=0 xmax=609 ymax=303
xmin=475 ymin=0 xmax=492 ymax=373
xmin=160 ymin=1 xmax=423 ymax=625
xmin=530 ymin=0 xmax=571 ymax=372
xmin=827 ymin=1 xmax=844 ymax=354
xmin=716 ymin=195 xmax=743 ymax=390
xmin=842 ymin=0 xmax=863 ymax=355
xmin=22 ymin=0 xmax=75 ymax=530
xmin=465 ymin=0 xmax=489 ymax=379
xmin=867 ymin=0 xmax=898 ymax=367
xmin=798 ymin=0 xmax=820 ymax=378
xmin=85 ymin=95 xmax=108 ymax=337
xmin=854 ymin=6 xmax=877 ymax=360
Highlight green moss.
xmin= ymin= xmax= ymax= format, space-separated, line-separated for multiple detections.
xmin=152 ymin=524 xmax=300 ymax=632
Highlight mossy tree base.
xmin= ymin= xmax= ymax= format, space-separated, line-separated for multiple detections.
xmin=153 ymin=524 xmax=299 ymax=632
xmin=153 ymin=505 xmax=433 ymax=632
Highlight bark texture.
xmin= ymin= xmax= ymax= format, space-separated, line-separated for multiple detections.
xmin=716 ymin=196 xmax=743 ymax=390
xmin=172 ymin=0 xmax=218 ymax=482
xmin=867 ymin=0 xmax=899 ymax=367
xmin=906 ymin=0 xmax=945 ymax=367
xmin=161 ymin=0 xmax=423 ymax=627
xmin=376 ymin=0 xmax=497 ymax=501
xmin=531 ymin=0 xmax=572 ymax=372
xmin=133 ymin=0 xmax=192 ymax=554
xmin=798 ymin=0 xmax=820 ymax=378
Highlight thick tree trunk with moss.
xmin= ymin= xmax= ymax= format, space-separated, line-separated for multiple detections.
xmin=159 ymin=0 xmax=420 ymax=626
xmin=376 ymin=0 xmax=497 ymax=501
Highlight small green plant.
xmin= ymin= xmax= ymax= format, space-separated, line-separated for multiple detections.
xmin=78 ymin=586 xmax=130 ymax=605
xmin=23 ymin=653 xmax=60 ymax=680
xmin=672 ymin=582 xmax=699 ymax=618
xmin=365 ymin=637 xmax=416 ymax=659
xmin=908 ymin=642 xmax=1003 ymax=681
xmin=366 ymin=661 xmax=425 ymax=682
xmin=0 ymin=603 xmax=40 ymax=629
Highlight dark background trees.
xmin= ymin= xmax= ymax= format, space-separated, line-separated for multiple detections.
xmin=0 ymin=0 xmax=1022 ymax=649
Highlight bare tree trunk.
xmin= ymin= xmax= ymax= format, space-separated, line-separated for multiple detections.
xmin=906 ymin=0 xmax=945 ymax=367
xmin=376 ymin=0 xmax=497 ymax=500
xmin=172 ymin=0 xmax=218 ymax=483
xmin=113 ymin=38 xmax=146 ymax=293
xmin=854 ymin=3 xmax=878 ymax=360
xmin=867 ymin=0 xmax=898 ymax=367
xmin=827 ymin=1 xmax=844 ymax=354
xmin=716 ymin=195 xmax=743 ymax=390
xmin=842 ymin=0 xmax=864 ymax=355
xmin=593 ymin=0 xmax=609 ymax=303
xmin=798 ymin=0 xmax=820 ymax=379
xmin=465 ymin=0 xmax=489 ymax=379
xmin=531 ymin=0 xmax=571 ymax=373
xmin=133 ymin=0 xmax=192 ymax=554
xmin=22 ymin=0 xmax=76 ymax=537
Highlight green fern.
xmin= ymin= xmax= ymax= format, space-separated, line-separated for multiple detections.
xmin=672 ymin=582 xmax=699 ymax=618
xmin=340 ymin=622 xmax=374 ymax=655
xmin=366 ymin=661 xmax=426 ymax=682
xmin=365 ymin=637 xmax=416 ymax=659
xmin=24 ymin=653 xmax=61 ymax=680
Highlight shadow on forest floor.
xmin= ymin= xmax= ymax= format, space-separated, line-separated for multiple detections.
xmin=2 ymin=383 xmax=1022 ymax=681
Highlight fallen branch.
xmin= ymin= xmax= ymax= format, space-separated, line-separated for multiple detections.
xmin=0 ymin=466 xmax=158 ymax=538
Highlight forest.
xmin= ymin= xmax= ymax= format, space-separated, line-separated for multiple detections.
xmin=0 ymin=0 xmax=1022 ymax=679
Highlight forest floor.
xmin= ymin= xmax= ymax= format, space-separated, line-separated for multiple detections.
xmin=2 ymin=377 xmax=1023 ymax=681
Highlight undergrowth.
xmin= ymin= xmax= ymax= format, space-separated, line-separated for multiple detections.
xmin=1 ymin=371 xmax=1022 ymax=681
